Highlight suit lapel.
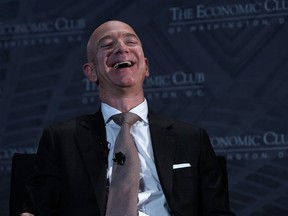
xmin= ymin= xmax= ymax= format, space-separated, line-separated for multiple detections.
xmin=148 ymin=111 xmax=177 ymax=206
xmin=74 ymin=110 xmax=177 ymax=214
xmin=75 ymin=111 xmax=107 ymax=216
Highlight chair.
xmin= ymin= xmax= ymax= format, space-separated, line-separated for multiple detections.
xmin=9 ymin=153 xmax=36 ymax=216
xmin=216 ymin=155 xmax=229 ymax=193
xmin=9 ymin=154 xmax=229 ymax=215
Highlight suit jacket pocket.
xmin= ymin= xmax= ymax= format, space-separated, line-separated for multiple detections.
xmin=173 ymin=166 xmax=197 ymax=180
xmin=172 ymin=166 xmax=199 ymax=201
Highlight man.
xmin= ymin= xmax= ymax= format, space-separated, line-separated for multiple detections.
xmin=21 ymin=20 xmax=235 ymax=215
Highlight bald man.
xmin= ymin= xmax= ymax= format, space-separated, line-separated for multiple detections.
xmin=21 ymin=21 xmax=235 ymax=216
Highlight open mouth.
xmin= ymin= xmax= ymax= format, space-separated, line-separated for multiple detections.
xmin=113 ymin=61 xmax=133 ymax=69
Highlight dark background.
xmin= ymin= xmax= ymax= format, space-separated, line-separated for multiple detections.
xmin=1 ymin=0 xmax=288 ymax=215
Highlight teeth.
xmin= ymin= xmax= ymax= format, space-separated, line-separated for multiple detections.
xmin=113 ymin=61 xmax=132 ymax=69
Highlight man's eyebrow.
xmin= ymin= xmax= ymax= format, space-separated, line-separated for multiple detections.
xmin=98 ymin=33 xmax=140 ymax=45
xmin=98 ymin=35 xmax=113 ymax=45
xmin=124 ymin=33 xmax=139 ymax=40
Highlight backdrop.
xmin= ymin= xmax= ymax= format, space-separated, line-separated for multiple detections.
xmin=1 ymin=0 xmax=288 ymax=215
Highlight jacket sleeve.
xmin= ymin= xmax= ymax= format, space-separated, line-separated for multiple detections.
xmin=24 ymin=127 xmax=61 ymax=216
xmin=199 ymin=129 xmax=235 ymax=216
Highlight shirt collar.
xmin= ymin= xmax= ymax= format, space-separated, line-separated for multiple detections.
xmin=101 ymin=99 xmax=148 ymax=124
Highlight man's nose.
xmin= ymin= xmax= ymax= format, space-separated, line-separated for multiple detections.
xmin=114 ymin=41 xmax=129 ymax=54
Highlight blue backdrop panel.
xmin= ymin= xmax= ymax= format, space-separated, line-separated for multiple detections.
xmin=1 ymin=0 xmax=288 ymax=215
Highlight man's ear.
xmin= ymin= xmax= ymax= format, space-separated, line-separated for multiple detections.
xmin=145 ymin=57 xmax=149 ymax=77
xmin=83 ymin=63 xmax=98 ymax=82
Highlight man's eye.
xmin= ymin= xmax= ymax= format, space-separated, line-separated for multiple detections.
xmin=100 ymin=40 xmax=114 ymax=48
xmin=127 ymin=40 xmax=138 ymax=45
xmin=101 ymin=43 xmax=112 ymax=48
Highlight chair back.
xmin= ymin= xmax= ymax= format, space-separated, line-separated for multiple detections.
xmin=9 ymin=153 xmax=36 ymax=216
xmin=216 ymin=155 xmax=229 ymax=192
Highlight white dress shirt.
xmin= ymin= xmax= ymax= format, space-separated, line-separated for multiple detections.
xmin=101 ymin=99 xmax=170 ymax=216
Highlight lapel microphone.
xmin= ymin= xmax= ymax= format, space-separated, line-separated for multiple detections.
xmin=113 ymin=152 xmax=126 ymax=166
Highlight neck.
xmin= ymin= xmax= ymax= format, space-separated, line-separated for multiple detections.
xmin=99 ymin=88 xmax=145 ymax=112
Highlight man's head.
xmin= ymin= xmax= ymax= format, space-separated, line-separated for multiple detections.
xmin=83 ymin=20 xmax=149 ymax=100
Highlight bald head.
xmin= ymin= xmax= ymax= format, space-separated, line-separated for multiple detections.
xmin=86 ymin=20 xmax=141 ymax=62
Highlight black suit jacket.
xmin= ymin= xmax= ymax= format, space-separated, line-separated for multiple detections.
xmin=25 ymin=110 xmax=235 ymax=216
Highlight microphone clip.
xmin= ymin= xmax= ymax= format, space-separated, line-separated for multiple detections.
xmin=113 ymin=152 xmax=126 ymax=166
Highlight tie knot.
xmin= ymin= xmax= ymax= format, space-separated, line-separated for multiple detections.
xmin=112 ymin=112 xmax=140 ymax=127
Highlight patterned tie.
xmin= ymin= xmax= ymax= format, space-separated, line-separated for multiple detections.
xmin=106 ymin=112 xmax=140 ymax=216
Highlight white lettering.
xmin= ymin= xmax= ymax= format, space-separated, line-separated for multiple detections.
xmin=263 ymin=131 xmax=288 ymax=145
xmin=211 ymin=135 xmax=261 ymax=148
xmin=196 ymin=2 xmax=262 ymax=19
xmin=170 ymin=7 xmax=194 ymax=21
xmin=264 ymin=0 xmax=288 ymax=12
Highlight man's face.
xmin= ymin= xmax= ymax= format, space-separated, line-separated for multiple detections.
xmin=88 ymin=21 xmax=149 ymax=93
